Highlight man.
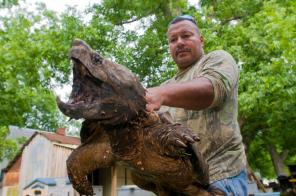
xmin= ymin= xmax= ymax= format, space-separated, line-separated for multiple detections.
xmin=146 ymin=15 xmax=248 ymax=195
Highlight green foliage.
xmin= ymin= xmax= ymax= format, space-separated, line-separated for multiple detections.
xmin=200 ymin=0 xmax=263 ymax=23
xmin=0 ymin=126 xmax=25 ymax=161
xmin=248 ymin=137 xmax=275 ymax=177
xmin=238 ymin=1 xmax=296 ymax=177
xmin=0 ymin=6 xmax=66 ymax=130
xmin=0 ymin=0 xmax=18 ymax=8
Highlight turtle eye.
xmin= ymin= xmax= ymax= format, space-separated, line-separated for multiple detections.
xmin=93 ymin=54 xmax=103 ymax=64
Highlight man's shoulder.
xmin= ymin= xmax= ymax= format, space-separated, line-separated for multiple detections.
xmin=201 ymin=50 xmax=238 ymax=72
xmin=205 ymin=50 xmax=235 ymax=61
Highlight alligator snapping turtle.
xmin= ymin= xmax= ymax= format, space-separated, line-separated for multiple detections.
xmin=57 ymin=39 xmax=219 ymax=196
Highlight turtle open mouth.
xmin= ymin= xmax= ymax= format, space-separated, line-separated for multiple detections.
xmin=57 ymin=59 xmax=109 ymax=119
xmin=68 ymin=59 xmax=104 ymax=105
xmin=57 ymin=39 xmax=146 ymax=125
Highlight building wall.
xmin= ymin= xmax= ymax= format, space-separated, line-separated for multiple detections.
xmin=2 ymin=155 xmax=21 ymax=196
xmin=18 ymin=135 xmax=76 ymax=195
xmin=48 ymin=144 xmax=73 ymax=177
xmin=3 ymin=157 xmax=21 ymax=187
xmin=117 ymin=167 xmax=134 ymax=186
xmin=2 ymin=185 xmax=19 ymax=196
xmin=18 ymin=135 xmax=52 ymax=192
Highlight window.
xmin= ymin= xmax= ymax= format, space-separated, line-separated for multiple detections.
xmin=34 ymin=190 xmax=42 ymax=195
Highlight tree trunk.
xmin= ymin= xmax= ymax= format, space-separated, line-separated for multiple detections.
xmin=268 ymin=144 xmax=288 ymax=176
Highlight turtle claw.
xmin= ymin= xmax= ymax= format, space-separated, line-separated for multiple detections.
xmin=183 ymin=135 xmax=195 ymax=143
xmin=175 ymin=139 xmax=187 ymax=148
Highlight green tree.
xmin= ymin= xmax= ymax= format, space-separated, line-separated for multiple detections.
xmin=0 ymin=126 xmax=27 ymax=161
xmin=0 ymin=0 xmax=18 ymax=8
xmin=237 ymin=0 xmax=296 ymax=177
xmin=1 ymin=7 xmax=65 ymax=130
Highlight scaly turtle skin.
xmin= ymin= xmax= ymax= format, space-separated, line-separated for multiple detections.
xmin=57 ymin=39 xmax=223 ymax=196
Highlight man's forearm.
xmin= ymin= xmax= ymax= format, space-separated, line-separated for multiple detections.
xmin=146 ymin=77 xmax=214 ymax=111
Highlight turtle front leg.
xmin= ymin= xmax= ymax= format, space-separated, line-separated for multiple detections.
xmin=67 ymin=139 xmax=114 ymax=195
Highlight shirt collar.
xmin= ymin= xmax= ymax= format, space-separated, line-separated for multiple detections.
xmin=174 ymin=54 xmax=204 ymax=80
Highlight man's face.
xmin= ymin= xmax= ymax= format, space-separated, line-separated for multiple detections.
xmin=167 ymin=20 xmax=204 ymax=71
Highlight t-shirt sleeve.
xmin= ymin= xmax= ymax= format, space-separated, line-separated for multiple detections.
xmin=194 ymin=50 xmax=239 ymax=108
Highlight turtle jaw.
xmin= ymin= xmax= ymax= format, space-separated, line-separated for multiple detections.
xmin=56 ymin=97 xmax=103 ymax=120
xmin=57 ymin=95 xmax=135 ymax=126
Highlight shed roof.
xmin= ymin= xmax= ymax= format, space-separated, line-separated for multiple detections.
xmin=39 ymin=131 xmax=80 ymax=145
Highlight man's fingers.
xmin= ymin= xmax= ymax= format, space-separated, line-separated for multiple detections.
xmin=146 ymin=104 xmax=153 ymax=112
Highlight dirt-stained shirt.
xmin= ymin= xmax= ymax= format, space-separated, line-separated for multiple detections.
xmin=159 ymin=50 xmax=246 ymax=183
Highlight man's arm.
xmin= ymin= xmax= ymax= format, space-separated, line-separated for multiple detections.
xmin=145 ymin=77 xmax=214 ymax=112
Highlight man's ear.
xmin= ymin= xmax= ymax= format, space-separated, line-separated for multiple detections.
xmin=200 ymin=36 xmax=205 ymax=48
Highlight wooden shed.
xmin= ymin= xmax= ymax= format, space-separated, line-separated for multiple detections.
xmin=1 ymin=128 xmax=80 ymax=196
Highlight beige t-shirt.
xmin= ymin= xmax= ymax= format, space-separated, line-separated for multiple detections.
xmin=160 ymin=50 xmax=246 ymax=183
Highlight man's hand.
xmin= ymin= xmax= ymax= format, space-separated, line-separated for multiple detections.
xmin=145 ymin=78 xmax=214 ymax=112
xmin=145 ymin=87 xmax=165 ymax=112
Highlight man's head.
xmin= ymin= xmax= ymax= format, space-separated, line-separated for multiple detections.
xmin=167 ymin=15 xmax=204 ymax=71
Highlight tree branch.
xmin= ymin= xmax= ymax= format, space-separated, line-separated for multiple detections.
xmin=116 ymin=16 xmax=145 ymax=26
xmin=115 ymin=9 xmax=157 ymax=26
xmin=280 ymin=150 xmax=289 ymax=160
